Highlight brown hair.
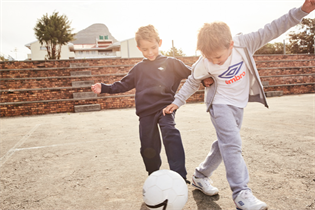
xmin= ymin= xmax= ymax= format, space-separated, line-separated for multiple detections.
xmin=135 ymin=25 xmax=160 ymax=47
xmin=197 ymin=22 xmax=232 ymax=57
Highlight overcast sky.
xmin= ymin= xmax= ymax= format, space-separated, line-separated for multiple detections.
xmin=0 ymin=0 xmax=314 ymax=60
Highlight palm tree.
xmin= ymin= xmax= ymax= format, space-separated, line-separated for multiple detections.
xmin=34 ymin=11 xmax=76 ymax=60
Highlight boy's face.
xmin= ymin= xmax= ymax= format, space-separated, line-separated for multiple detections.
xmin=137 ymin=39 xmax=162 ymax=61
xmin=205 ymin=41 xmax=234 ymax=65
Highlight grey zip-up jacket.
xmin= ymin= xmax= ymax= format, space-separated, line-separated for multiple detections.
xmin=173 ymin=6 xmax=309 ymax=112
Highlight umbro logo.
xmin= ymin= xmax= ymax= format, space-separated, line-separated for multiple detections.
xmin=219 ymin=61 xmax=243 ymax=79
xmin=238 ymin=201 xmax=245 ymax=206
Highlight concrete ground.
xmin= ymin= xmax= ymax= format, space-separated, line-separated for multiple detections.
xmin=0 ymin=94 xmax=314 ymax=210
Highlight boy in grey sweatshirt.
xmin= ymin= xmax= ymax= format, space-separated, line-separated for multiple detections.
xmin=163 ymin=1 xmax=314 ymax=209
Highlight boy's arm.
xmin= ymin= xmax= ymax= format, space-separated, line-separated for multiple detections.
xmin=173 ymin=73 xmax=202 ymax=108
xmin=172 ymin=58 xmax=192 ymax=79
xmin=239 ymin=0 xmax=313 ymax=54
xmin=163 ymin=75 xmax=201 ymax=115
xmin=100 ymin=67 xmax=136 ymax=94
xmin=172 ymin=57 xmax=209 ymax=108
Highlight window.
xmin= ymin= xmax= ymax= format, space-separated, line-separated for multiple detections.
xmin=40 ymin=46 xmax=47 ymax=50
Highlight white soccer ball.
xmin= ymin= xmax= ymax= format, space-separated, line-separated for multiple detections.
xmin=143 ymin=169 xmax=188 ymax=210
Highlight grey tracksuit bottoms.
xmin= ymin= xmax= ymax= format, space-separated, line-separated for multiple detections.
xmin=194 ymin=104 xmax=251 ymax=200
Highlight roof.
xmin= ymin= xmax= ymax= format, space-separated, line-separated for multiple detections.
xmin=25 ymin=40 xmax=38 ymax=49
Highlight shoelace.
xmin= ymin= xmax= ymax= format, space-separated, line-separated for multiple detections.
xmin=239 ymin=190 xmax=257 ymax=202
xmin=204 ymin=177 xmax=214 ymax=187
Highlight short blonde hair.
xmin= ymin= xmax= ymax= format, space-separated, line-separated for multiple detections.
xmin=197 ymin=22 xmax=232 ymax=57
xmin=135 ymin=25 xmax=160 ymax=47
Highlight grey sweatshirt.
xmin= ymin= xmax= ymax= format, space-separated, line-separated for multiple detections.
xmin=173 ymin=6 xmax=309 ymax=112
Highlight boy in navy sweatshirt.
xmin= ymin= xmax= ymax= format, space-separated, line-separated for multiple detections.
xmin=91 ymin=25 xmax=192 ymax=182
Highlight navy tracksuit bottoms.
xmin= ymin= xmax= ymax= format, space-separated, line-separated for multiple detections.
xmin=139 ymin=110 xmax=187 ymax=179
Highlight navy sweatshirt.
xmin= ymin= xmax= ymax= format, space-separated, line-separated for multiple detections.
xmin=101 ymin=55 xmax=192 ymax=117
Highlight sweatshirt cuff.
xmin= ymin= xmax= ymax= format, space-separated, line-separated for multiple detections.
xmin=101 ymin=83 xmax=110 ymax=93
xmin=297 ymin=6 xmax=310 ymax=18
xmin=173 ymin=98 xmax=186 ymax=108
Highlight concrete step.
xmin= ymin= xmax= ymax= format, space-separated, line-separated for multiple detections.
xmin=73 ymin=92 xmax=97 ymax=99
xmin=70 ymin=71 xmax=91 ymax=76
xmin=72 ymin=80 xmax=94 ymax=87
xmin=74 ymin=104 xmax=101 ymax=113
xmin=262 ymin=81 xmax=269 ymax=87
xmin=265 ymin=91 xmax=283 ymax=97
xmin=70 ymin=63 xmax=89 ymax=68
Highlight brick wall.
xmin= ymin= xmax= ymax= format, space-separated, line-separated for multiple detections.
xmin=1 ymin=54 xmax=314 ymax=117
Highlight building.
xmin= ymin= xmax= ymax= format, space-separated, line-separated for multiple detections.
xmin=25 ymin=23 xmax=143 ymax=60
xmin=68 ymin=36 xmax=142 ymax=59
xmin=25 ymin=41 xmax=75 ymax=60
xmin=120 ymin=38 xmax=143 ymax=58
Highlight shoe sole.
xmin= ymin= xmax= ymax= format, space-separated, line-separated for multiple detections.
xmin=192 ymin=183 xmax=219 ymax=196
xmin=236 ymin=207 xmax=268 ymax=210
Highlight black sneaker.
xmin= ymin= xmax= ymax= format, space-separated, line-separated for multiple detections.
xmin=184 ymin=178 xmax=191 ymax=184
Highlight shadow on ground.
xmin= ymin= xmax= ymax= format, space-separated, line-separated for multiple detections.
xmin=192 ymin=189 xmax=222 ymax=210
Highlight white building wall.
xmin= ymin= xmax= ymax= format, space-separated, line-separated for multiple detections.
xmin=120 ymin=38 xmax=143 ymax=58
xmin=60 ymin=45 xmax=75 ymax=59
xmin=29 ymin=41 xmax=75 ymax=60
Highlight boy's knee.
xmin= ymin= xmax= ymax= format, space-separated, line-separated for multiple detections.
xmin=141 ymin=147 xmax=157 ymax=159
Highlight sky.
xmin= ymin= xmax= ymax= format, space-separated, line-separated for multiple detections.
xmin=0 ymin=0 xmax=314 ymax=60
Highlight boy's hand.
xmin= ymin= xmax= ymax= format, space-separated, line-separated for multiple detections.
xmin=91 ymin=83 xmax=102 ymax=94
xmin=302 ymin=0 xmax=315 ymax=13
xmin=202 ymin=77 xmax=214 ymax=87
xmin=163 ymin=104 xmax=179 ymax=116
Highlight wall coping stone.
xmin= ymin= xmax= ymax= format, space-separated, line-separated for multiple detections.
xmin=260 ymin=73 xmax=315 ymax=78
xmin=253 ymin=54 xmax=314 ymax=56
xmin=1 ymin=63 xmax=313 ymax=72
xmin=257 ymin=66 xmax=315 ymax=70
xmin=0 ymin=86 xmax=91 ymax=93
xmin=255 ymin=59 xmax=315 ymax=63
xmin=0 ymin=94 xmax=136 ymax=105
xmin=1 ymin=72 xmax=313 ymax=82
xmin=0 ymin=55 xmax=199 ymax=63
xmin=0 ymin=65 xmax=134 ymax=72
xmin=0 ymin=73 xmax=127 ymax=81
xmin=265 ymin=83 xmax=315 ymax=87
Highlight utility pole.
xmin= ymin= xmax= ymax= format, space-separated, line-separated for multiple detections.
xmin=11 ymin=47 xmax=18 ymax=60
xmin=283 ymin=40 xmax=286 ymax=55
xmin=172 ymin=40 xmax=175 ymax=57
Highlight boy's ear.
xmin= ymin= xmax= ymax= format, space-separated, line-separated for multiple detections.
xmin=229 ymin=40 xmax=234 ymax=49
xmin=159 ymin=39 xmax=162 ymax=47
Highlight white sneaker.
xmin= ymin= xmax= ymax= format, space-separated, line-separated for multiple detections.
xmin=234 ymin=190 xmax=268 ymax=210
xmin=192 ymin=175 xmax=219 ymax=196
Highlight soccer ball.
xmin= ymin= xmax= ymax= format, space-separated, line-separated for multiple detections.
xmin=143 ymin=169 xmax=188 ymax=210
